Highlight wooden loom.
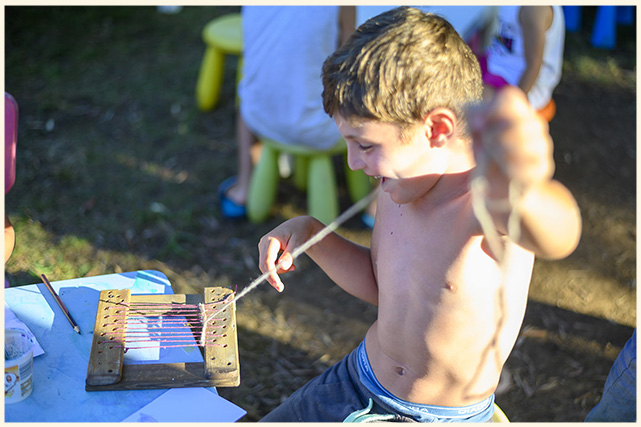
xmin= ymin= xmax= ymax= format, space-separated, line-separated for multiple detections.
xmin=85 ymin=287 xmax=239 ymax=391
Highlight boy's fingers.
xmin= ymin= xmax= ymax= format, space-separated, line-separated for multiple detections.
xmin=469 ymin=86 xmax=532 ymax=131
xmin=491 ymin=86 xmax=533 ymax=120
xmin=259 ymin=236 xmax=286 ymax=291
xmin=471 ymin=86 xmax=554 ymax=181
xmin=277 ymin=252 xmax=294 ymax=271
xmin=259 ymin=236 xmax=298 ymax=293
xmin=270 ymin=276 xmax=285 ymax=293
xmin=266 ymin=263 xmax=285 ymax=293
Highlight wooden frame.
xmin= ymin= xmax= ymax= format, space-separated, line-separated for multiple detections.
xmin=85 ymin=287 xmax=239 ymax=391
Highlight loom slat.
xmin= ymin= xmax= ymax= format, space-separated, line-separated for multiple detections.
xmin=203 ymin=287 xmax=238 ymax=380
xmin=86 ymin=289 xmax=130 ymax=386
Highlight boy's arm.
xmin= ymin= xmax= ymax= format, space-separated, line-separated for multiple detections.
xmin=518 ymin=6 xmax=553 ymax=95
xmin=470 ymin=86 xmax=581 ymax=260
xmin=258 ymin=215 xmax=379 ymax=305
xmin=513 ymin=179 xmax=581 ymax=259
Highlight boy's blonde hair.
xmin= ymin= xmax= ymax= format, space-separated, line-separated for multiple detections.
xmin=322 ymin=6 xmax=483 ymax=140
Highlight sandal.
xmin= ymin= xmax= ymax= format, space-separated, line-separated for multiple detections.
xmin=218 ymin=176 xmax=246 ymax=219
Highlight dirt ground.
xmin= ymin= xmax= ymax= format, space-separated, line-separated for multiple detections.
xmin=4 ymin=6 xmax=635 ymax=423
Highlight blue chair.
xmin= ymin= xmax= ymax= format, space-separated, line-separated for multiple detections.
xmin=563 ymin=6 xmax=582 ymax=33
xmin=563 ymin=6 xmax=634 ymax=50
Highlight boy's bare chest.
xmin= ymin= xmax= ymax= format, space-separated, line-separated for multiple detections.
xmin=372 ymin=198 xmax=478 ymax=290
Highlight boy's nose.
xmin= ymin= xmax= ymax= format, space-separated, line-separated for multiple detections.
xmin=346 ymin=144 xmax=364 ymax=171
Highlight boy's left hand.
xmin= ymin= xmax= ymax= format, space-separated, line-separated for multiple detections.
xmin=468 ymin=86 xmax=555 ymax=200
xmin=468 ymin=86 xmax=582 ymax=260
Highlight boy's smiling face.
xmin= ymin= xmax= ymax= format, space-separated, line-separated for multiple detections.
xmin=334 ymin=113 xmax=450 ymax=204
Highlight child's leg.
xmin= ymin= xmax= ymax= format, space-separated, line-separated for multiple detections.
xmin=258 ymin=348 xmax=372 ymax=422
xmin=226 ymin=115 xmax=259 ymax=206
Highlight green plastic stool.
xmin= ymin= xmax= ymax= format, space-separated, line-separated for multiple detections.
xmin=247 ymin=138 xmax=372 ymax=225
xmin=492 ymin=403 xmax=510 ymax=422
xmin=196 ymin=13 xmax=242 ymax=111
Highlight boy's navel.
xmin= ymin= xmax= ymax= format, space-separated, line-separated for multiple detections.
xmin=395 ymin=367 xmax=406 ymax=376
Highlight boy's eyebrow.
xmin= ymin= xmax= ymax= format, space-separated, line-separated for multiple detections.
xmin=343 ymin=134 xmax=375 ymax=143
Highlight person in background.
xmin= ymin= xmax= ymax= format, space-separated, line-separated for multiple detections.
xmin=585 ymin=329 xmax=636 ymax=422
xmin=5 ymin=216 xmax=14 ymax=264
xmin=219 ymin=6 xmax=359 ymax=220
xmin=481 ymin=6 xmax=564 ymax=120
xmin=5 ymin=92 xmax=18 ymax=282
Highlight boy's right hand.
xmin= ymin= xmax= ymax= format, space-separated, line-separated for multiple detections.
xmin=257 ymin=216 xmax=321 ymax=292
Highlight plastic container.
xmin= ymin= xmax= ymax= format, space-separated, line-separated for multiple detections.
xmin=5 ymin=329 xmax=35 ymax=403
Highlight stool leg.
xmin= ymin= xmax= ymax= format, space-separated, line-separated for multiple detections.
xmin=344 ymin=157 xmax=372 ymax=204
xmin=293 ymin=155 xmax=308 ymax=191
xmin=196 ymin=47 xmax=225 ymax=111
xmin=308 ymin=155 xmax=338 ymax=225
xmin=617 ymin=6 xmax=634 ymax=26
xmin=591 ymin=6 xmax=617 ymax=50
xmin=235 ymin=56 xmax=243 ymax=108
xmin=247 ymin=145 xmax=279 ymax=223
xmin=563 ymin=6 xmax=582 ymax=33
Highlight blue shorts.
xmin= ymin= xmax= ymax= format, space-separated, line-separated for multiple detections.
xmin=260 ymin=340 xmax=495 ymax=422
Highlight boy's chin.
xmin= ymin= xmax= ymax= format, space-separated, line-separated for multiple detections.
xmin=388 ymin=193 xmax=412 ymax=205
xmin=381 ymin=180 xmax=406 ymax=204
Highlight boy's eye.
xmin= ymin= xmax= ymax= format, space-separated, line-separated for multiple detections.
xmin=358 ymin=143 xmax=373 ymax=152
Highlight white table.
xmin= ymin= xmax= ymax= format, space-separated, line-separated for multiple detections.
xmin=3 ymin=270 xmax=224 ymax=422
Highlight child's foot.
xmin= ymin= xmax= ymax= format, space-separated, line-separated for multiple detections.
xmin=218 ymin=176 xmax=246 ymax=219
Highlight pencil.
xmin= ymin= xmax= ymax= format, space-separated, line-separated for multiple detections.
xmin=40 ymin=274 xmax=81 ymax=335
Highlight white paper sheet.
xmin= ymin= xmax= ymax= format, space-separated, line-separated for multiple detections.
xmin=122 ymin=314 xmax=205 ymax=365
xmin=121 ymin=387 xmax=246 ymax=422
xmin=4 ymin=303 xmax=45 ymax=356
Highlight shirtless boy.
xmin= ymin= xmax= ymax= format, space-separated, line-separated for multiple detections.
xmin=257 ymin=7 xmax=581 ymax=422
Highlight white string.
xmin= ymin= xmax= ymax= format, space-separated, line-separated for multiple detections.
xmin=198 ymin=303 xmax=207 ymax=347
xmin=470 ymin=148 xmax=523 ymax=263
xmin=203 ymin=189 xmax=380 ymax=324
xmin=465 ymin=143 xmax=526 ymax=396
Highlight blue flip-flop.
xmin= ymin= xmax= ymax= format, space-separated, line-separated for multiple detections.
xmin=218 ymin=176 xmax=246 ymax=219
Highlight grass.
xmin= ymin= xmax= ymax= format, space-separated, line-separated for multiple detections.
xmin=6 ymin=6 xmax=249 ymax=290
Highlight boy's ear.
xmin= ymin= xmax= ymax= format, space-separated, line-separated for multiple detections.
xmin=423 ymin=108 xmax=456 ymax=148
